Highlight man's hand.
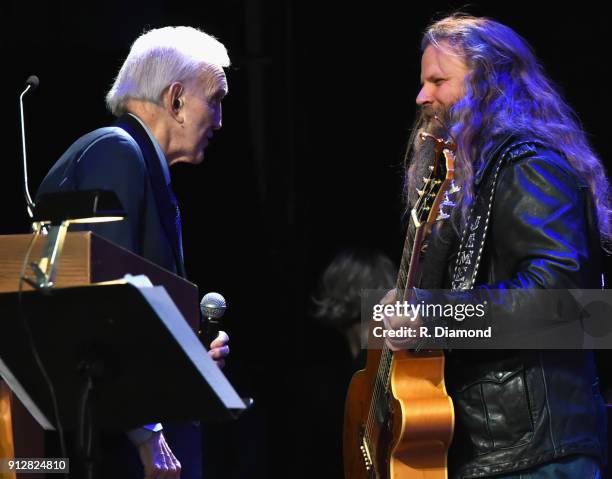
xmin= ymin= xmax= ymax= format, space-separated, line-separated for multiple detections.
xmin=380 ymin=289 xmax=406 ymax=351
xmin=380 ymin=288 xmax=397 ymax=308
xmin=380 ymin=288 xmax=422 ymax=351
xmin=137 ymin=431 xmax=181 ymax=479
xmin=208 ymin=330 xmax=230 ymax=368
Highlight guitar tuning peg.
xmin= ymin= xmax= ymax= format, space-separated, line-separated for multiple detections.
xmin=442 ymin=200 xmax=456 ymax=208
xmin=422 ymin=177 xmax=430 ymax=183
xmin=448 ymin=181 xmax=461 ymax=195
xmin=437 ymin=210 xmax=450 ymax=221
xmin=428 ymin=165 xmax=434 ymax=171
xmin=416 ymin=188 xmax=424 ymax=197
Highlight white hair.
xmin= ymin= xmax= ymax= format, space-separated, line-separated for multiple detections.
xmin=105 ymin=26 xmax=230 ymax=116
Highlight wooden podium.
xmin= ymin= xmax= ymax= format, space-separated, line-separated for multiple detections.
xmin=0 ymin=232 xmax=200 ymax=476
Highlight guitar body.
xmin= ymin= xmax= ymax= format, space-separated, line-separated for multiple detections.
xmin=344 ymin=348 xmax=453 ymax=478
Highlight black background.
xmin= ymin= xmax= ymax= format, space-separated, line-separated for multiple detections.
xmin=1 ymin=1 xmax=609 ymax=477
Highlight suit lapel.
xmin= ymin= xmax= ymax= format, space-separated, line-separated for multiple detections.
xmin=114 ymin=114 xmax=186 ymax=277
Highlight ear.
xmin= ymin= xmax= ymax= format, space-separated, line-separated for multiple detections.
xmin=165 ymin=82 xmax=185 ymax=123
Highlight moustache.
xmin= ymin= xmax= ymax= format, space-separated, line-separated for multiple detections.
xmin=415 ymin=105 xmax=453 ymax=140
xmin=420 ymin=105 xmax=439 ymax=121
xmin=418 ymin=104 xmax=450 ymax=123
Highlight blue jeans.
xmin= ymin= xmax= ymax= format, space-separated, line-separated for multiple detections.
xmin=494 ymin=455 xmax=601 ymax=478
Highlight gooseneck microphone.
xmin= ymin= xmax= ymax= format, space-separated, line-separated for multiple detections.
xmin=19 ymin=75 xmax=40 ymax=219
xmin=199 ymin=292 xmax=227 ymax=345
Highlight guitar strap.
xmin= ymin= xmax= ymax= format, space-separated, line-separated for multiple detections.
xmin=451 ymin=137 xmax=542 ymax=290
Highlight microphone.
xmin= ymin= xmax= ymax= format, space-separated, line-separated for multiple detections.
xmin=200 ymin=292 xmax=252 ymax=409
xmin=199 ymin=292 xmax=227 ymax=345
xmin=26 ymin=75 xmax=40 ymax=90
xmin=19 ymin=75 xmax=40 ymax=219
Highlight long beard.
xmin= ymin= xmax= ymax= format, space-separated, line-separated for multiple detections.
xmin=404 ymin=106 xmax=452 ymax=209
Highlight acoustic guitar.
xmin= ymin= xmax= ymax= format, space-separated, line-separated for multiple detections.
xmin=344 ymin=132 xmax=458 ymax=478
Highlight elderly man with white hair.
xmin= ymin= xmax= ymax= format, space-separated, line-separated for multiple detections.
xmin=37 ymin=26 xmax=232 ymax=479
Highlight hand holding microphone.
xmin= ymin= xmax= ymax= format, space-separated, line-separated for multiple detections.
xmin=200 ymin=292 xmax=229 ymax=368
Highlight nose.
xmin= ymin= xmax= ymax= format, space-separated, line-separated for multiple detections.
xmin=416 ymin=85 xmax=431 ymax=106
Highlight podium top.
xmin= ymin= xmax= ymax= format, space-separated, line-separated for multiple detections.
xmin=0 ymin=232 xmax=200 ymax=331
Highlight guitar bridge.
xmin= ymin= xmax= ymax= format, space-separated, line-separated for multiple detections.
xmin=360 ymin=436 xmax=373 ymax=471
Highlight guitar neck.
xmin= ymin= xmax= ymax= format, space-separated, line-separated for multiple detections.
xmin=396 ymin=221 xmax=426 ymax=296
xmin=375 ymin=220 xmax=424 ymax=380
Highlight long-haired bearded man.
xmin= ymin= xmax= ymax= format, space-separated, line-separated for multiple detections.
xmin=402 ymin=14 xmax=609 ymax=479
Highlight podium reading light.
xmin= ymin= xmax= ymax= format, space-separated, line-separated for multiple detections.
xmin=28 ymin=190 xmax=126 ymax=289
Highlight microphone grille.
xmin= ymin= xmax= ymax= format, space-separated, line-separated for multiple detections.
xmin=200 ymin=292 xmax=227 ymax=319
xmin=26 ymin=75 xmax=40 ymax=90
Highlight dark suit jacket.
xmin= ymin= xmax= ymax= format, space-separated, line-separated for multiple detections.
xmin=36 ymin=114 xmax=201 ymax=478
xmin=37 ymin=114 xmax=185 ymax=277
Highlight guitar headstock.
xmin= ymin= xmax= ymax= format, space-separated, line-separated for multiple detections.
xmin=411 ymin=133 xmax=460 ymax=229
